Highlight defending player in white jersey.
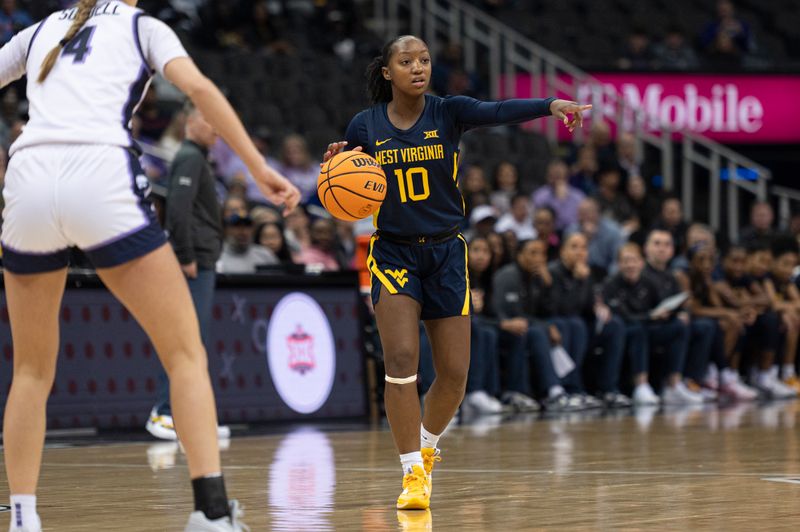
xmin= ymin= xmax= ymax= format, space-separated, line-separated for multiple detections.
xmin=0 ymin=1 xmax=300 ymax=531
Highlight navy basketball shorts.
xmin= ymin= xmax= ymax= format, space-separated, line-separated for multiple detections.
xmin=1 ymin=144 xmax=166 ymax=273
xmin=367 ymin=233 xmax=471 ymax=320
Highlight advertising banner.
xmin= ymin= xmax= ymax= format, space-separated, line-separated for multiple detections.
xmin=505 ymin=73 xmax=800 ymax=143
xmin=0 ymin=277 xmax=367 ymax=429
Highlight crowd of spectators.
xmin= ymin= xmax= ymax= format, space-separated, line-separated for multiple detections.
xmin=1 ymin=0 xmax=799 ymax=420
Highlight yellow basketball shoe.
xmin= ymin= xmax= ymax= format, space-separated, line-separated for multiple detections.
xmin=784 ymin=375 xmax=800 ymax=393
xmin=396 ymin=465 xmax=430 ymax=510
xmin=421 ymin=447 xmax=441 ymax=491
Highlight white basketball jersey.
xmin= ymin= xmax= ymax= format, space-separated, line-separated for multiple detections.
xmin=0 ymin=0 xmax=188 ymax=155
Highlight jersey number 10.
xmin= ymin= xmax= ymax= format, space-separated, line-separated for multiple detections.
xmin=394 ymin=167 xmax=430 ymax=203
xmin=62 ymin=26 xmax=96 ymax=64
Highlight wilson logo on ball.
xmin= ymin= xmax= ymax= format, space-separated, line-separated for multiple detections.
xmin=352 ymin=157 xmax=381 ymax=169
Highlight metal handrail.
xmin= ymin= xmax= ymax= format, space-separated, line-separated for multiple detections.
xmin=376 ymin=0 xmax=774 ymax=243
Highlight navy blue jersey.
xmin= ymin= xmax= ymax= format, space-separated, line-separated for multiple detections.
xmin=344 ymin=94 xmax=555 ymax=236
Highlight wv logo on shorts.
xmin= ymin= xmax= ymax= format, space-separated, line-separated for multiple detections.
xmin=423 ymin=130 xmax=439 ymax=140
xmin=385 ymin=268 xmax=409 ymax=287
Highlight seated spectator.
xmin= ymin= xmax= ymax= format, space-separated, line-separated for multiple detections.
xmin=217 ymin=214 xmax=278 ymax=273
xmin=615 ymin=132 xmax=642 ymax=179
xmin=532 ymin=159 xmax=585 ymax=231
xmin=460 ymin=164 xmax=491 ymax=218
xmin=492 ymin=240 xmax=588 ymax=412
xmin=593 ymin=166 xmax=635 ymax=231
xmin=335 ymin=219 xmax=357 ymax=267
xmin=211 ymin=127 xmax=280 ymax=205
xmin=789 ymin=212 xmax=800 ymax=247
xmin=495 ymin=193 xmax=536 ymax=240
xmin=250 ymin=205 xmax=282 ymax=226
xmin=294 ymin=217 xmax=343 ymax=271
xmin=616 ymin=29 xmax=654 ymax=70
xmin=0 ymin=0 xmax=32 ymax=45
xmin=566 ymin=198 xmax=624 ymax=276
xmin=532 ymin=206 xmax=561 ymax=262
xmin=739 ymin=200 xmax=775 ymax=248
xmin=587 ymin=120 xmax=616 ymax=168
xmin=715 ymin=245 xmax=795 ymax=398
xmin=626 ymin=174 xmax=660 ymax=239
xmin=569 ymin=145 xmax=598 ymax=196
xmin=275 ymin=134 xmax=320 ymax=204
xmin=222 ymin=194 xmax=248 ymax=219
xmin=678 ymin=244 xmax=758 ymax=400
xmin=460 ymin=236 xmax=505 ymax=414
xmin=487 ymin=231 xmax=509 ymax=271
xmin=603 ymin=243 xmax=703 ymax=405
xmin=489 ymin=161 xmax=520 ymax=215
xmin=765 ymin=237 xmax=800 ymax=392
xmin=465 ymin=205 xmax=498 ymax=241
xmin=550 ymin=233 xmax=630 ymax=407
xmin=284 ymin=204 xmax=311 ymax=254
xmin=653 ymin=27 xmax=700 ymax=70
xmin=651 ymin=195 xmax=689 ymax=255
xmin=672 ymin=223 xmax=717 ymax=272
xmin=700 ymin=0 xmax=753 ymax=57
xmin=245 ymin=1 xmax=294 ymax=55
xmin=254 ymin=221 xmax=295 ymax=264
xmin=643 ymin=230 xmax=717 ymax=400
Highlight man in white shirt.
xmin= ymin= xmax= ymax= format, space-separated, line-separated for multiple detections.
xmin=495 ymin=193 xmax=536 ymax=240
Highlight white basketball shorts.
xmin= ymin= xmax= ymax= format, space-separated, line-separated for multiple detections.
xmin=1 ymin=144 xmax=166 ymax=273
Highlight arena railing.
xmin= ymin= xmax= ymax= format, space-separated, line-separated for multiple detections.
xmin=374 ymin=0 xmax=773 ymax=242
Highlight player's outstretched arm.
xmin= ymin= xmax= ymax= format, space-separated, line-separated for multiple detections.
xmin=164 ymin=57 xmax=300 ymax=214
xmin=446 ymin=95 xmax=591 ymax=133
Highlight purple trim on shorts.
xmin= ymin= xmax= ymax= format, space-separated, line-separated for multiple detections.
xmin=26 ymin=17 xmax=48 ymax=59
xmin=1 ymin=241 xmax=70 ymax=274
xmin=82 ymin=220 xmax=166 ymax=268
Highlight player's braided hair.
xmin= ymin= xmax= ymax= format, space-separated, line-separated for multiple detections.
xmin=38 ymin=0 xmax=98 ymax=83
xmin=366 ymin=35 xmax=425 ymax=104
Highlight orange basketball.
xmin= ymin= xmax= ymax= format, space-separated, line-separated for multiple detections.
xmin=318 ymin=151 xmax=387 ymax=221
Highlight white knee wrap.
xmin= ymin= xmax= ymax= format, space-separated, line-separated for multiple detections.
xmin=385 ymin=374 xmax=417 ymax=385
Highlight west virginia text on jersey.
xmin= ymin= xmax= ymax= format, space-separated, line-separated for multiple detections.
xmin=345 ymin=94 xmax=554 ymax=236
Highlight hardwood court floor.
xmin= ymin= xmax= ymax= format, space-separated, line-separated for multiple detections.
xmin=2 ymin=401 xmax=800 ymax=530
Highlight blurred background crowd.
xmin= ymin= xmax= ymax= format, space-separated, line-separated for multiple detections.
xmin=0 ymin=0 xmax=799 ymax=416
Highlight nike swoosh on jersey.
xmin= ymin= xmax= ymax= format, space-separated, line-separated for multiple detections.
xmin=376 ymin=138 xmax=392 ymax=146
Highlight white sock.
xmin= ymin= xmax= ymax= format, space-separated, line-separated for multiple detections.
xmin=548 ymin=385 xmax=566 ymax=399
xmin=420 ymin=425 xmax=440 ymax=450
xmin=783 ymin=364 xmax=796 ymax=379
xmin=10 ymin=495 xmax=39 ymax=530
xmin=400 ymin=451 xmax=423 ymax=474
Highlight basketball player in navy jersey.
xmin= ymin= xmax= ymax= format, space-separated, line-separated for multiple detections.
xmin=324 ymin=35 xmax=590 ymax=510
xmin=0 ymin=1 xmax=298 ymax=530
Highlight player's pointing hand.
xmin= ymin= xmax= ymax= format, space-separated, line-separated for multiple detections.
xmin=549 ymin=100 xmax=592 ymax=133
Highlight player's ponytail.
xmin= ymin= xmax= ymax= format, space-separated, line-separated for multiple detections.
xmin=366 ymin=55 xmax=391 ymax=104
xmin=38 ymin=0 xmax=98 ymax=83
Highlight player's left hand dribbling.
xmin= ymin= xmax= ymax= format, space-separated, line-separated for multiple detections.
xmin=550 ymin=100 xmax=592 ymax=133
